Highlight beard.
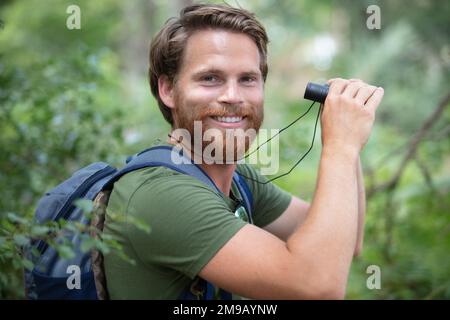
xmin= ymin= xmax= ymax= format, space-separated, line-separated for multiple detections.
xmin=171 ymin=90 xmax=264 ymax=163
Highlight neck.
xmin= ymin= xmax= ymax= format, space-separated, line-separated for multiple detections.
xmin=198 ymin=162 xmax=236 ymax=196
xmin=167 ymin=134 xmax=236 ymax=196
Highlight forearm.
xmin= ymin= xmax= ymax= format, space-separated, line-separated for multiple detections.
xmin=287 ymin=145 xmax=359 ymax=288
xmin=355 ymin=156 xmax=366 ymax=255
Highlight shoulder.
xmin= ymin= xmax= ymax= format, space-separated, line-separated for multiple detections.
xmin=235 ymin=163 xmax=271 ymax=195
xmin=235 ymin=163 xmax=265 ymax=185
xmin=108 ymin=165 xmax=235 ymax=241
xmin=236 ymin=163 xmax=259 ymax=176
xmin=113 ymin=166 xmax=223 ymax=213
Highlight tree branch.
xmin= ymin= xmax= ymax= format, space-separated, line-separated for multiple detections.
xmin=415 ymin=154 xmax=435 ymax=192
xmin=368 ymin=92 xmax=450 ymax=198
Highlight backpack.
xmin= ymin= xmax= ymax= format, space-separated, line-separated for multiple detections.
xmin=23 ymin=145 xmax=253 ymax=300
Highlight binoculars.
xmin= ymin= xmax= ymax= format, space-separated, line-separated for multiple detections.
xmin=304 ymin=82 xmax=329 ymax=104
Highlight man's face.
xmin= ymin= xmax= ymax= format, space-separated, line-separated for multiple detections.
xmin=170 ymin=29 xmax=264 ymax=162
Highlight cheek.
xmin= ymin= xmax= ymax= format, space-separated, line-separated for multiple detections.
xmin=188 ymin=85 xmax=219 ymax=104
xmin=181 ymin=91 xmax=217 ymax=119
xmin=245 ymin=86 xmax=264 ymax=106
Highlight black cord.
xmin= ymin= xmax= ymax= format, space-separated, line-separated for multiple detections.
xmin=239 ymin=101 xmax=316 ymax=160
xmin=237 ymin=101 xmax=321 ymax=184
xmin=168 ymin=101 xmax=321 ymax=184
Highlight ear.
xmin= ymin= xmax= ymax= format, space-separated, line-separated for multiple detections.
xmin=158 ymin=75 xmax=175 ymax=109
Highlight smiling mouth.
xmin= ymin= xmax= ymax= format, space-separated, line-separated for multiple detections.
xmin=210 ymin=116 xmax=246 ymax=123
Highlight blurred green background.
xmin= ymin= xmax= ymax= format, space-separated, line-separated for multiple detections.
xmin=0 ymin=0 xmax=449 ymax=299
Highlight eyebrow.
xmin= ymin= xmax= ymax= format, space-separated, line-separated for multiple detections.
xmin=191 ymin=68 xmax=261 ymax=79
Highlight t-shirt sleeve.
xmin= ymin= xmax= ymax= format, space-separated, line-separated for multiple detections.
xmin=124 ymin=174 xmax=247 ymax=280
xmin=236 ymin=164 xmax=292 ymax=228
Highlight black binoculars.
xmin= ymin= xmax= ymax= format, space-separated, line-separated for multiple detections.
xmin=304 ymin=82 xmax=329 ymax=104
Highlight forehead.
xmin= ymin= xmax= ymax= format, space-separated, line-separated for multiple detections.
xmin=179 ymin=29 xmax=261 ymax=75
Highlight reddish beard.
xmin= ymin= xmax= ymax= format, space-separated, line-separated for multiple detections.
xmin=171 ymin=91 xmax=264 ymax=162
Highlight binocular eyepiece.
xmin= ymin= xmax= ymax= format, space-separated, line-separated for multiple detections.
xmin=304 ymin=82 xmax=329 ymax=104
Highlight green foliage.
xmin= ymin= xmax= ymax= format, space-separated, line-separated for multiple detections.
xmin=0 ymin=200 xmax=149 ymax=298
xmin=0 ymin=0 xmax=449 ymax=299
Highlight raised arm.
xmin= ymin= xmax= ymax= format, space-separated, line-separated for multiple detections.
xmin=199 ymin=79 xmax=384 ymax=299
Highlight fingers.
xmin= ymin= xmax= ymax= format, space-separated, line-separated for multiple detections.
xmin=365 ymin=87 xmax=384 ymax=113
xmin=355 ymin=85 xmax=378 ymax=105
xmin=327 ymin=78 xmax=363 ymax=96
xmin=327 ymin=78 xmax=384 ymax=111
xmin=327 ymin=78 xmax=361 ymax=85
xmin=327 ymin=78 xmax=349 ymax=96
xmin=342 ymin=81 xmax=366 ymax=99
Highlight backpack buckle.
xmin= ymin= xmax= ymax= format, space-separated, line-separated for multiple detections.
xmin=189 ymin=278 xmax=206 ymax=300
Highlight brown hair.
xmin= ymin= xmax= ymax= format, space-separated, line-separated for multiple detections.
xmin=148 ymin=3 xmax=269 ymax=126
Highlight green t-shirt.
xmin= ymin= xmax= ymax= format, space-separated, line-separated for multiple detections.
xmin=103 ymin=143 xmax=292 ymax=299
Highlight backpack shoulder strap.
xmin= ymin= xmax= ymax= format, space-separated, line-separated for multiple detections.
xmin=102 ymin=145 xmax=254 ymax=223
xmin=232 ymin=172 xmax=254 ymax=224
xmin=102 ymin=146 xmax=221 ymax=194
xmin=91 ymin=190 xmax=111 ymax=300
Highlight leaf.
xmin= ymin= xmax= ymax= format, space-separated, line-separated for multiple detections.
xmin=80 ymin=238 xmax=95 ymax=253
xmin=58 ymin=219 xmax=68 ymax=228
xmin=56 ymin=245 xmax=75 ymax=259
xmin=31 ymin=247 xmax=41 ymax=258
xmin=12 ymin=257 xmax=22 ymax=270
xmin=100 ymin=233 xmax=114 ymax=241
xmin=13 ymin=234 xmax=30 ymax=247
xmin=94 ymin=239 xmax=110 ymax=255
xmin=116 ymin=250 xmax=136 ymax=266
xmin=127 ymin=216 xmax=151 ymax=234
xmin=74 ymin=199 xmax=93 ymax=214
xmin=7 ymin=212 xmax=29 ymax=225
xmin=22 ymin=258 xmax=34 ymax=271
xmin=64 ymin=222 xmax=80 ymax=233
xmin=30 ymin=225 xmax=50 ymax=237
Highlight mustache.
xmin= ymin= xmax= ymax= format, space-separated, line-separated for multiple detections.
xmin=199 ymin=105 xmax=253 ymax=118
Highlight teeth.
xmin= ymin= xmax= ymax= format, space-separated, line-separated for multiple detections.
xmin=213 ymin=116 xmax=243 ymax=123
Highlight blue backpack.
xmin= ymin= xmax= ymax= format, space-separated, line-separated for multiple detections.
xmin=24 ymin=145 xmax=253 ymax=300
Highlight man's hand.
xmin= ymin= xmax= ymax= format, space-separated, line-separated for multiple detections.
xmin=321 ymin=78 xmax=384 ymax=154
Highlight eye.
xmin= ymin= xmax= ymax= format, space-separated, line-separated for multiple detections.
xmin=201 ymin=75 xmax=219 ymax=83
xmin=241 ymin=76 xmax=257 ymax=84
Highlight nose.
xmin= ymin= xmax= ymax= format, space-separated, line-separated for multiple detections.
xmin=217 ymin=80 xmax=244 ymax=105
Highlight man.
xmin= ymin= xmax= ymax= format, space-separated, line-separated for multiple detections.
xmin=103 ymin=3 xmax=384 ymax=299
